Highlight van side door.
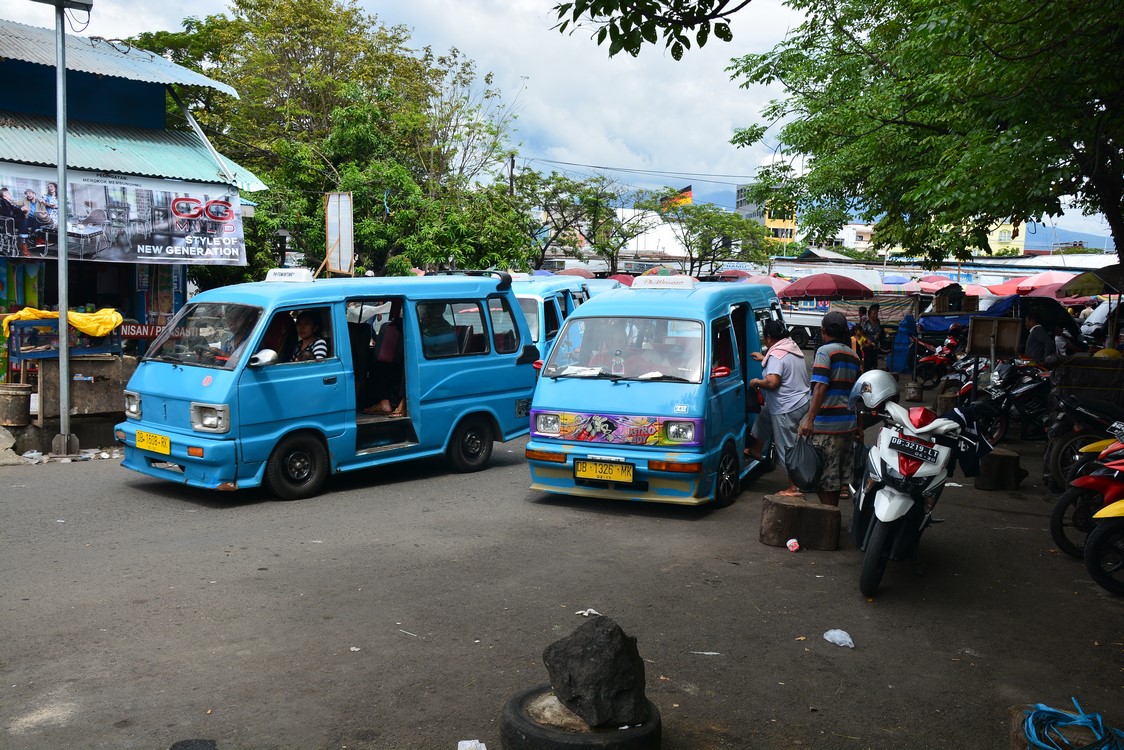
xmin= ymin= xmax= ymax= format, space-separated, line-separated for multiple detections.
xmin=709 ymin=316 xmax=745 ymax=450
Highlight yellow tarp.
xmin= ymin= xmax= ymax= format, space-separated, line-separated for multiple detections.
xmin=2 ymin=308 xmax=124 ymax=338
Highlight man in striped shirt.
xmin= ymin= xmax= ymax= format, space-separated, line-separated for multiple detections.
xmin=799 ymin=311 xmax=861 ymax=507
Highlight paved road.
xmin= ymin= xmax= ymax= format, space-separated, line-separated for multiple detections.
xmin=1 ymin=435 xmax=1120 ymax=749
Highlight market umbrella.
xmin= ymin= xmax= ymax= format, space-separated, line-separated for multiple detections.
xmin=778 ymin=273 xmax=873 ymax=300
xmin=608 ymin=273 xmax=635 ymax=287
xmin=1016 ymin=270 xmax=1077 ymax=293
xmin=557 ymin=267 xmax=595 ymax=279
xmin=882 ymin=274 xmax=910 ymax=284
xmin=532 ymin=269 xmax=554 ymax=276
xmin=919 ymin=274 xmax=952 ymax=283
xmin=986 ymin=276 xmax=1030 ymax=296
xmin=641 ymin=265 xmax=681 ymax=276
xmin=960 ymin=283 xmax=994 ymax=297
xmin=1059 ymin=265 xmax=1124 ymax=297
xmin=897 ymin=280 xmax=923 ymax=293
xmin=743 ymin=274 xmax=790 ymax=293
xmin=718 ymin=268 xmax=752 ymax=279
xmin=919 ymin=277 xmax=955 ymax=293
xmin=1026 ymin=282 xmax=1069 ymax=299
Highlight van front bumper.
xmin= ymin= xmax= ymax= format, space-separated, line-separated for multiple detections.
xmin=525 ymin=439 xmax=711 ymax=505
xmin=116 ymin=422 xmax=247 ymax=491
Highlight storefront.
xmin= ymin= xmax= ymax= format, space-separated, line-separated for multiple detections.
xmin=0 ymin=18 xmax=265 ymax=415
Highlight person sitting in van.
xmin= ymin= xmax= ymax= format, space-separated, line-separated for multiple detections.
xmin=588 ymin=319 xmax=658 ymax=376
xmin=291 ymin=311 xmax=329 ymax=361
xmin=418 ymin=302 xmax=457 ymax=357
xmin=361 ymin=303 xmax=405 ymax=415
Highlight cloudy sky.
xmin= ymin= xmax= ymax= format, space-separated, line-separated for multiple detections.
xmin=4 ymin=0 xmax=1112 ymax=241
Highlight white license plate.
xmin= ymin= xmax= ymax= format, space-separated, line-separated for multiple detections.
xmin=574 ymin=460 xmax=634 ymax=483
xmin=889 ymin=435 xmax=939 ymax=463
xmin=136 ymin=430 xmax=171 ymax=455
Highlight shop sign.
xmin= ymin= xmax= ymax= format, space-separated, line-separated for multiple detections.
xmin=1 ymin=162 xmax=247 ymax=266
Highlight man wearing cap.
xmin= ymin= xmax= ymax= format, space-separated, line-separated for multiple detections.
xmin=799 ymin=311 xmax=862 ymax=507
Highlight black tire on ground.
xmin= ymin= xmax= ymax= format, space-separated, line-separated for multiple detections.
xmin=915 ymin=362 xmax=942 ymax=390
xmin=499 ymin=684 xmax=662 ymax=750
xmin=790 ymin=327 xmax=809 ymax=349
xmin=713 ymin=443 xmax=742 ymax=508
xmin=447 ymin=416 xmax=493 ymax=472
xmin=981 ymin=409 xmax=1009 ymax=446
xmin=265 ymin=432 xmax=328 ymax=500
xmin=859 ymin=518 xmax=895 ymax=597
xmin=1050 ymin=486 xmax=1103 ymax=558
xmin=1048 ymin=432 xmax=1103 ymax=493
xmin=1083 ymin=520 xmax=1124 ymax=596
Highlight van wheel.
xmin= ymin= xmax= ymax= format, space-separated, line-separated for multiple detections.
xmin=448 ymin=417 xmax=493 ymax=472
xmin=713 ymin=444 xmax=741 ymax=508
xmin=265 ymin=433 xmax=328 ymax=500
xmin=791 ymin=327 xmax=809 ymax=349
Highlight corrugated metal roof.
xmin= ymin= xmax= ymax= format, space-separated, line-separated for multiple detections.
xmin=0 ymin=18 xmax=238 ymax=98
xmin=0 ymin=111 xmax=267 ymax=192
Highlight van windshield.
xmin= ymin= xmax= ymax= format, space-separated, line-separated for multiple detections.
xmin=144 ymin=302 xmax=262 ymax=370
xmin=542 ymin=317 xmax=704 ymax=383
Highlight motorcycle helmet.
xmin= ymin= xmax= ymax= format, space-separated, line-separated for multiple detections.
xmin=849 ymin=369 xmax=899 ymax=411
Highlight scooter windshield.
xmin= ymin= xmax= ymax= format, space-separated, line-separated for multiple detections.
xmin=541 ymin=316 xmax=704 ymax=383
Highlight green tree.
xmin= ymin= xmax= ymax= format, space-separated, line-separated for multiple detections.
xmin=637 ymin=196 xmax=770 ymax=276
xmin=554 ymin=0 xmax=1124 ymax=263
xmin=553 ymin=0 xmax=746 ymax=59
xmin=575 ymin=178 xmax=659 ymax=274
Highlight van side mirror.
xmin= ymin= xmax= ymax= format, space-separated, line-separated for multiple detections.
xmin=248 ymin=349 xmax=279 ymax=367
xmin=710 ymin=365 xmax=731 ymax=379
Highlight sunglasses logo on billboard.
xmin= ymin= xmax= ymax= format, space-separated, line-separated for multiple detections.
xmin=171 ymin=197 xmax=236 ymax=235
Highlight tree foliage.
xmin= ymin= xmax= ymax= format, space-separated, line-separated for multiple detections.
xmin=130 ymin=0 xmax=528 ymax=287
xmin=553 ymin=0 xmax=747 ymax=58
xmin=555 ymin=0 xmax=1124 ymax=263
xmin=636 ymin=197 xmax=770 ymax=275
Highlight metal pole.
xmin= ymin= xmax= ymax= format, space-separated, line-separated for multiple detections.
xmin=52 ymin=2 xmax=77 ymax=455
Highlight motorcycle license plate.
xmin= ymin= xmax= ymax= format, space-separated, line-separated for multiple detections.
xmin=1111 ymin=420 xmax=1124 ymax=437
xmin=889 ymin=435 xmax=939 ymax=464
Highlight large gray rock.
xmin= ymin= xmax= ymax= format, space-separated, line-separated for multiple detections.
xmin=542 ymin=616 xmax=647 ymax=728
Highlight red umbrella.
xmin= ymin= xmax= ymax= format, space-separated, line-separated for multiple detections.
xmin=557 ymin=267 xmax=594 ymax=279
xmin=920 ymin=278 xmax=955 ymax=293
xmin=1026 ymin=281 xmax=1070 ymax=299
xmin=778 ymin=273 xmax=873 ymax=300
xmin=608 ymin=273 xmax=634 ymax=287
xmin=919 ymin=274 xmax=952 ymax=283
xmin=743 ymin=274 xmax=789 ymax=293
xmin=718 ymin=268 xmax=751 ymax=279
xmin=1017 ymin=270 xmax=1077 ymax=292
xmin=986 ymin=276 xmax=1029 ymax=295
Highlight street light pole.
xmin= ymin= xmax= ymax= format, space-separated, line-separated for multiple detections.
xmin=31 ymin=0 xmax=93 ymax=454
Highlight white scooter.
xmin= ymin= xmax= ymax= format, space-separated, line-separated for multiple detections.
xmin=849 ymin=370 xmax=962 ymax=596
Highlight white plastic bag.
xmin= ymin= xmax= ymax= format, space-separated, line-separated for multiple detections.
xmin=823 ymin=629 xmax=854 ymax=648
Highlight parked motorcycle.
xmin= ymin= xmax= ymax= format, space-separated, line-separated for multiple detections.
xmin=975 ymin=359 xmax=1052 ymax=445
xmin=848 ymin=370 xmax=970 ymax=597
xmin=1050 ymin=453 xmax=1124 ymax=558
xmin=1042 ymin=392 xmax=1124 ymax=491
xmin=1084 ymin=495 xmax=1124 ymax=596
xmin=912 ymin=326 xmax=965 ymax=390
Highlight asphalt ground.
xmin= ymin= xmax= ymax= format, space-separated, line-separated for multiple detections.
xmin=1 ymin=416 xmax=1121 ymax=749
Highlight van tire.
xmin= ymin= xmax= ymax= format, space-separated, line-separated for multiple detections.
xmin=791 ymin=327 xmax=809 ymax=349
xmin=499 ymin=683 xmax=661 ymax=750
xmin=265 ymin=433 xmax=328 ymax=500
xmin=713 ymin=443 xmax=741 ymax=508
xmin=448 ymin=417 xmax=493 ymax=472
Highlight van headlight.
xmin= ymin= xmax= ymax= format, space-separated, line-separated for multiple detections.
xmin=190 ymin=402 xmax=230 ymax=433
xmin=124 ymin=390 xmax=141 ymax=418
xmin=665 ymin=421 xmax=695 ymax=443
xmin=535 ymin=412 xmax=561 ymax=435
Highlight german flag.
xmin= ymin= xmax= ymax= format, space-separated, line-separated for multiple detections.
xmin=660 ymin=185 xmax=693 ymax=211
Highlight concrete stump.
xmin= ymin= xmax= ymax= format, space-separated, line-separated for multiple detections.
xmin=760 ymin=493 xmax=841 ymax=550
xmin=975 ymin=448 xmax=1027 ymax=490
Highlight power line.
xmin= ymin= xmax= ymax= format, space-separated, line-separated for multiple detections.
xmin=521 ymin=156 xmax=755 ymax=187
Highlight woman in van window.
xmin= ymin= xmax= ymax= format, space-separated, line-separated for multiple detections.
xmin=292 ymin=311 xmax=329 ymax=361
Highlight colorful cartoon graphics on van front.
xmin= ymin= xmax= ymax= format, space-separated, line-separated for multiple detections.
xmin=534 ymin=410 xmax=703 ymax=446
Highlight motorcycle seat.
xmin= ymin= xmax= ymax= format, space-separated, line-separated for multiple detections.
xmin=883 ymin=401 xmax=961 ymax=437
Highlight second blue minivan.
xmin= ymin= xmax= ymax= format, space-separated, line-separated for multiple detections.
xmin=525 ymin=277 xmax=785 ymax=506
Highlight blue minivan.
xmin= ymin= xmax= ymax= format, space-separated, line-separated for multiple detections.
xmin=511 ymin=276 xmax=592 ymax=359
xmin=525 ymin=277 xmax=784 ymax=506
xmin=115 ymin=270 xmax=538 ymax=499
